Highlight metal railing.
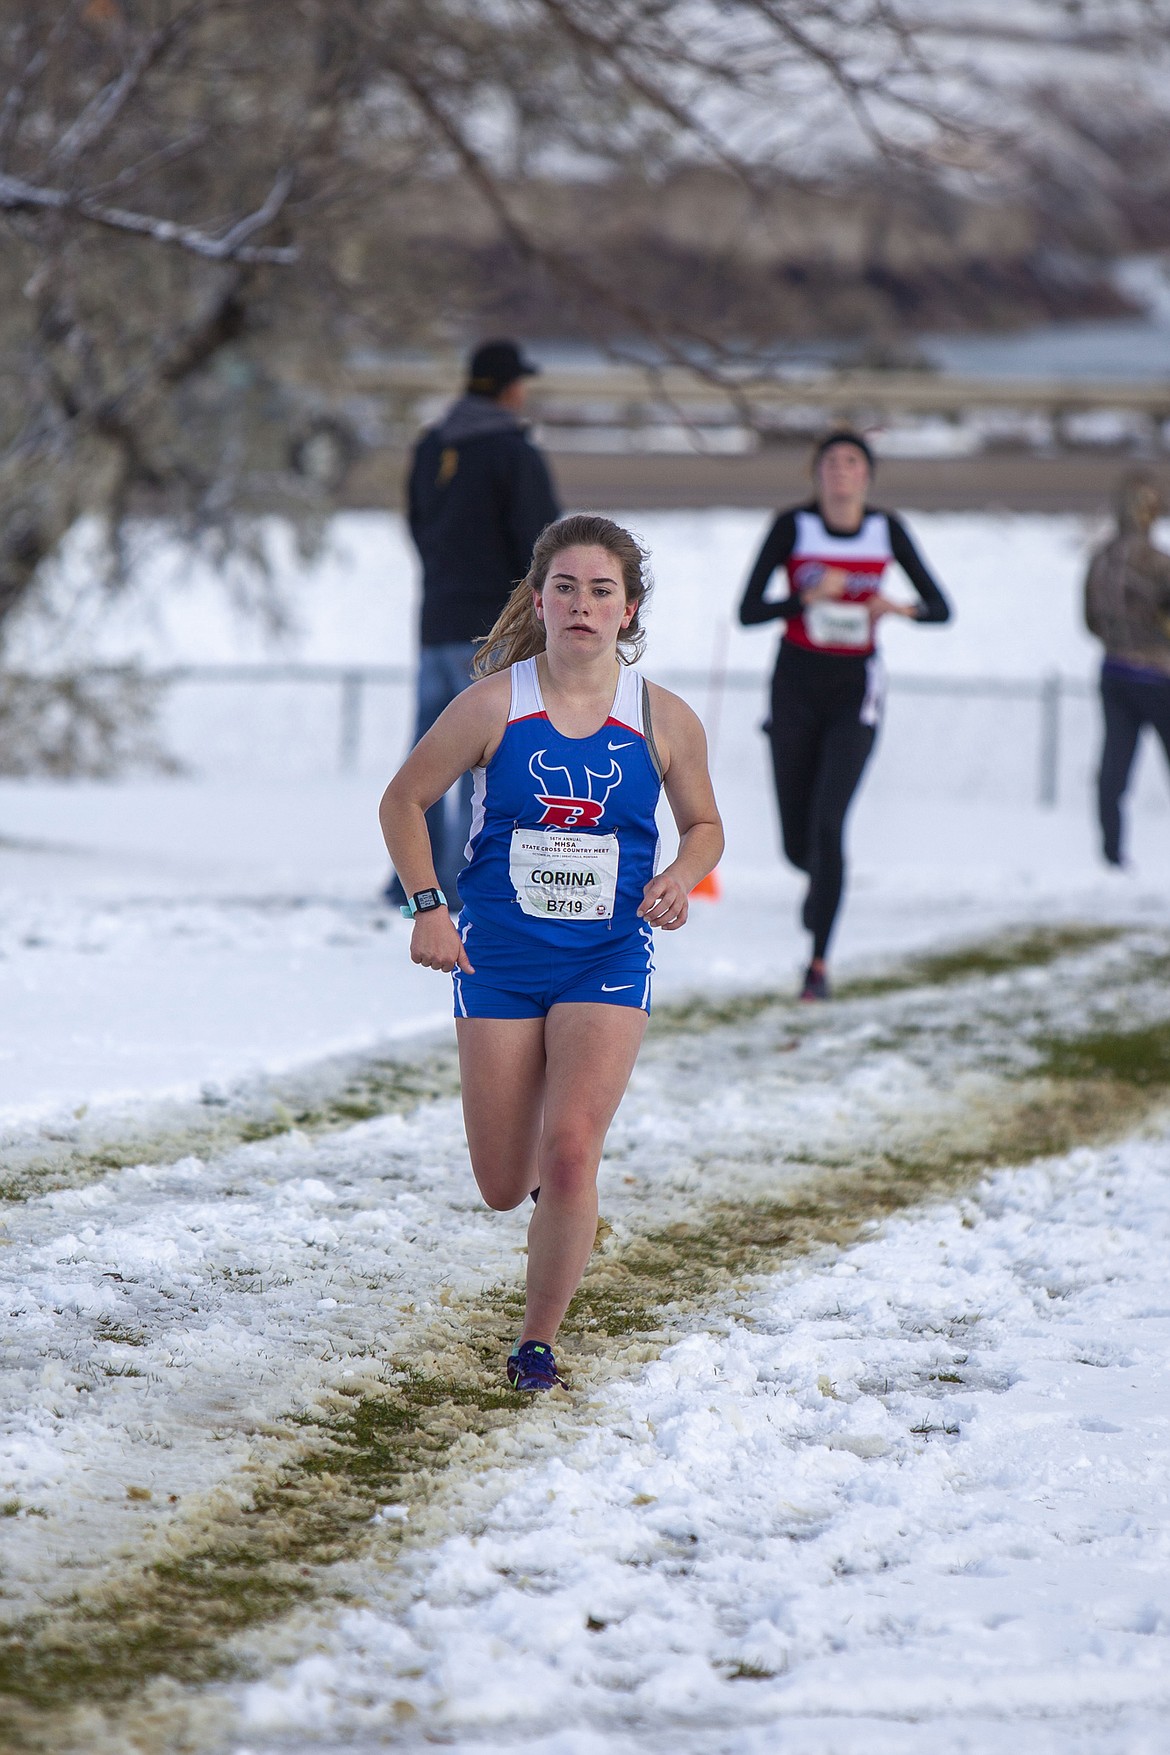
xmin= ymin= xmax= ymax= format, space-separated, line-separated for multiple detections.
xmin=155 ymin=661 xmax=411 ymax=777
xmin=153 ymin=662 xmax=1096 ymax=807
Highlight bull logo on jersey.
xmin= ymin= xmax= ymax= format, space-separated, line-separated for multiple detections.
xmin=529 ymin=749 xmax=621 ymax=829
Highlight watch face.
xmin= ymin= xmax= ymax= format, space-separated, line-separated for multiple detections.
xmin=414 ymin=888 xmax=444 ymax=912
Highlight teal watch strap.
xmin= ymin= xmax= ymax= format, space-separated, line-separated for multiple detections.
xmin=400 ymin=887 xmax=447 ymax=919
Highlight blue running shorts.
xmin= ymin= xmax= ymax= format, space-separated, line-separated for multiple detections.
xmin=452 ymin=919 xmax=653 ymax=1019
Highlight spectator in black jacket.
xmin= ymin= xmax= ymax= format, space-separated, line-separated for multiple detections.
xmin=387 ymin=339 xmax=560 ymax=907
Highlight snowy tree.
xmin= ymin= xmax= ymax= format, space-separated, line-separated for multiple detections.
xmin=0 ymin=0 xmax=1165 ymax=646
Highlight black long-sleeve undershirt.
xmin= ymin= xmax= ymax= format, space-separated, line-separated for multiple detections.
xmin=737 ymin=505 xmax=951 ymax=627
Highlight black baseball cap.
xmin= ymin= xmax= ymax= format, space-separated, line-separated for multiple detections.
xmin=466 ymin=338 xmax=541 ymax=395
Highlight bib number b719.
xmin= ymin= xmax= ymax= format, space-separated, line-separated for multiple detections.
xmin=509 ymin=827 xmax=619 ymax=919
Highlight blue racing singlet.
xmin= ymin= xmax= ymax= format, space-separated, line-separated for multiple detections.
xmin=458 ymin=657 xmax=663 ymax=948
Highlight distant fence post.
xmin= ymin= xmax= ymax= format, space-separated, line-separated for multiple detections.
xmin=1038 ymin=671 xmax=1061 ymax=807
xmin=339 ymin=670 xmax=364 ymax=773
xmin=105 ymin=664 xmax=1095 ymax=797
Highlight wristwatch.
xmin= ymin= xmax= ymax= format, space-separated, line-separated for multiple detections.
xmin=400 ymin=887 xmax=447 ymax=919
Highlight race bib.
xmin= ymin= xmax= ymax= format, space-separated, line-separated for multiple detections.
xmin=509 ymin=827 xmax=619 ymax=919
xmin=805 ymin=600 xmax=872 ymax=649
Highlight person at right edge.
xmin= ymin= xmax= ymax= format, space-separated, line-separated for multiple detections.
xmin=738 ymin=428 xmax=951 ymax=1001
xmin=1084 ymin=469 xmax=1170 ymax=869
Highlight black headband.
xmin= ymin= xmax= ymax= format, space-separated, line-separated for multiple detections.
xmin=814 ymin=431 xmax=875 ymax=470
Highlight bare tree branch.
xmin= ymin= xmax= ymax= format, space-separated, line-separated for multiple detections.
xmin=377 ymin=30 xmax=789 ymax=405
xmin=0 ymin=2 xmax=85 ymax=169
xmin=0 ymin=166 xmax=297 ymax=262
xmin=0 ymin=0 xmax=1163 ymax=708
xmin=45 ymin=7 xmax=201 ymax=173
xmin=86 ymin=128 xmax=211 ymax=201
xmin=527 ymin=0 xmax=761 ymax=184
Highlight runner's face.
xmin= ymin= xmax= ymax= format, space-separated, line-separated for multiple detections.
xmin=816 ymin=442 xmax=870 ymax=510
xmin=536 ymin=545 xmax=635 ymax=652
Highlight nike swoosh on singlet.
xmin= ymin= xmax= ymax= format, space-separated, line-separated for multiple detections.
xmin=600 ymin=982 xmax=634 ymax=992
xmin=608 ymin=739 xmax=633 ymax=750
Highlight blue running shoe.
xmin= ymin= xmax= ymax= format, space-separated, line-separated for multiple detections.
xmin=506 ymin=1340 xmax=562 ymax=1392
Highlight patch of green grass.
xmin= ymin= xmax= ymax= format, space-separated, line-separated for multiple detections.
xmin=839 ymin=924 xmax=1123 ymax=1000
xmin=3 ymin=1174 xmax=914 ymax=1737
xmin=562 ymin=1068 xmax=1156 ymax=1350
xmin=0 ymin=1048 xmax=462 ymax=1206
xmin=650 ymin=989 xmax=795 ymax=1035
xmin=648 ymin=924 xmax=1124 ymax=1036
xmin=0 ymin=1343 xmax=524 ymax=1737
xmin=1032 ymin=1018 xmax=1170 ymax=1090
xmin=93 ymin=1323 xmax=145 ymax=1347
xmin=267 ymin=1054 xmax=463 ymax=1136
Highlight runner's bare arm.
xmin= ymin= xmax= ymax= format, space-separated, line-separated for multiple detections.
xmin=638 ymin=685 xmax=724 ymax=931
xmin=379 ymin=672 xmax=510 ymax=973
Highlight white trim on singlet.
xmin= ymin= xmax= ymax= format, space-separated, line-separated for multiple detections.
xmin=509 ymin=656 xmax=544 ymax=722
xmin=508 ymin=655 xmax=648 ymax=735
xmin=794 ymin=509 xmax=892 ymax=565
xmin=609 ymin=664 xmax=647 ymax=735
xmin=466 ymin=764 xmax=488 ymax=860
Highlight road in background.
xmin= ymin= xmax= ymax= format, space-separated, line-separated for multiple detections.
xmin=346 ymin=448 xmax=1170 ymax=515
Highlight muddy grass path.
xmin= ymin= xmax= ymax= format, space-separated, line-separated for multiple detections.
xmin=3 ymin=922 xmax=1170 ymax=1752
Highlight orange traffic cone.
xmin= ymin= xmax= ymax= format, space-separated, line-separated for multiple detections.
xmin=690 ymin=868 xmax=722 ymax=901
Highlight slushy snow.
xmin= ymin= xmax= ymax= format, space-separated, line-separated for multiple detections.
xmin=234 ymin=1137 xmax=1170 ymax=1755
xmin=2 ymin=508 xmax=1170 ymax=1753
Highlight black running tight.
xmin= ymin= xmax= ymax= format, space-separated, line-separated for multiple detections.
xmin=767 ymin=644 xmax=877 ymax=960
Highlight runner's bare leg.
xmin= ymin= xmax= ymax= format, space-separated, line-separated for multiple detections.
xmin=456 ymin=1016 xmax=546 ymax=1211
xmin=522 ymin=1003 xmax=646 ymax=1343
xmin=456 ymin=1004 xmax=646 ymax=1344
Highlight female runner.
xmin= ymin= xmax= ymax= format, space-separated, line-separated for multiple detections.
xmin=379 ymin=513 xmax=723 ymax=1392
xmin=738 ymin=429 xmax=951 ymax=1000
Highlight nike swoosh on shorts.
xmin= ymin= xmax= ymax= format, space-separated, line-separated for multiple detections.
xmin=601 ymin=982 xmax=634 ymax=992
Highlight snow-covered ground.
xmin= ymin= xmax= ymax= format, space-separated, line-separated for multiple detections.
xmin=5 ymin=924 xmax=1170 ymax=1755
xmin=3 ymin=509 xmax=1170 ymax=1752
xmin=231 ymin=1133 xmax=1170 ymax=1755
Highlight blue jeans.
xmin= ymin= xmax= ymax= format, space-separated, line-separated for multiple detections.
xmin=390 ymin=642 xmax=478 ymax=904
xmin=1098 ymin=660 xmax=1170 ymax=864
